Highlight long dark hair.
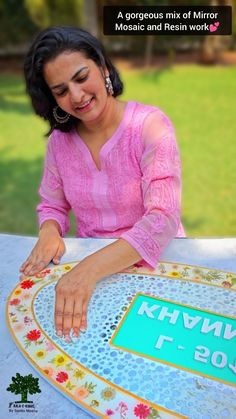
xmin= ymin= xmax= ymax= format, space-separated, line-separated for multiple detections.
xmin=24 ymin=26 xmax=123 ymax=133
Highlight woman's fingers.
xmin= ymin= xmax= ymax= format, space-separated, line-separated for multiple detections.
xmin=62 ymin=297 xmax=75 ymax=340
xmin=20 ymin=253 xmax=36 ymax=272
xmin=54 ymin=293 xmax=65 ymax=336
xmin=55 ymin=291 xmax=90 ymax=339
xmin=20 ymin=255 xmax=48 ymax=276
xmin=54 ymin=266 xmax=96 ymax=340
xmin=80 ymin=299 xmax=88 ymax=333
xmin=20 ymin=245 xmax=60 ymax=275
xmin=72 ymin=299 xmax=83 ymax=337
xmin=25 ymin=260 xmax=46 ymax=276
xmin=20 ymin=234 xmax=65 ymax=276
xmin=19 ymin=254 xmax=35 ymax=275
xmin=20 ymin=259 xmax=30 ymax=272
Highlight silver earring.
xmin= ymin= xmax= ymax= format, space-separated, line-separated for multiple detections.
xmin=105 ymin=76 xmax=114 ymax=96
xmin=53 ymin=106 xmax=70 ymax=124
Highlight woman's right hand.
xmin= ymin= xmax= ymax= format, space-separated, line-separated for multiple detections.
xmin=20 ymin=220 xmax=65 ymax=277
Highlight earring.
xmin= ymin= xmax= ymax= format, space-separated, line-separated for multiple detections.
xmin=53 ymin=106 xmax=70 ymax=124
xmin=105 ymin=76 xmax=114 ymax=96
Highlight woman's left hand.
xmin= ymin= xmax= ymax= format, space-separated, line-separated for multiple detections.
xmin=54 ymin=264 xmax=97 ymax=340
xmin=54 ymin=238 xmax=142 ymax=341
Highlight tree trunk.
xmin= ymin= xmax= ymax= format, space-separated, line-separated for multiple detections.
xmin=199 ymin=0 xmax=232 ymax=64
xmin=83 ymin=0 xmax=99 ymax=37
xmin=200 ymin=36 xmax=223 ymax=64
xmin=20 ymin=389 xmax=29 ymax=403
xmin=145 ymin=35 xmax=155 ymax=67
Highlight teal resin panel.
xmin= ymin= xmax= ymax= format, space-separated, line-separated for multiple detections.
xmin=111 ymin=294 xmax=236 ymax=386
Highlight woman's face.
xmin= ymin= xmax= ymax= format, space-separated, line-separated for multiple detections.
xmin=43 ymin=50 xmax=109 ymax=124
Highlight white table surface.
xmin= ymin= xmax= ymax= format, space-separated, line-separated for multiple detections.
xmin=1 ymin=234 xmax=236 ymax=419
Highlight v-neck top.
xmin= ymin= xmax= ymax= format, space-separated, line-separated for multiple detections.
xmin=74 ymin=101 xmax=132 ymax=172
xmin=37 ymin=101 xmax=185 ymax=268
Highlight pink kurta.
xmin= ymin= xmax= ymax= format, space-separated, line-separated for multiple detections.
xmin=37 ymin=101 xmax=185 ymax=267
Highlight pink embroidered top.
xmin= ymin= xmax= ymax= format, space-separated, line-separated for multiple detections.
xmin=37 ymin=101 xmax=185 ymax=268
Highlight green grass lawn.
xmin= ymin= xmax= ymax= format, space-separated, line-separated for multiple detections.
xmin=0 ymin=65 xmax=236 ymax=236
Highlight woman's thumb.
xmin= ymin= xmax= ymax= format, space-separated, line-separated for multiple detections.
xmin=52 ymin=243 xmax=65 ymax=264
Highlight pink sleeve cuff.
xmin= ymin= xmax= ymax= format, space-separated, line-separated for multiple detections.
xmin=38 ymin=213 xmax=70 ymax=237
xmin=121 ymin=231 xmax=161 ymax=269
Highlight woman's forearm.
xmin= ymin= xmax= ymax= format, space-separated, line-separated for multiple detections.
xmin=76 ymin=238 xmax=142 ymax=281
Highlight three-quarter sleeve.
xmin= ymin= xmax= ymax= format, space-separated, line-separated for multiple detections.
xmin=121 ymin=110 xmax=183 ymax=268
xmin=37 ymin=137 xmax=71 ymax=236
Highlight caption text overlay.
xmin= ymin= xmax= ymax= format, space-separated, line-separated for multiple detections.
xmin=103 ymin=6 xmax=232 ymax=36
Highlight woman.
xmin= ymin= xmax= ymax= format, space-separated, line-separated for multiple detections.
xmin=20 ymin=26 xmax=185 ymax=341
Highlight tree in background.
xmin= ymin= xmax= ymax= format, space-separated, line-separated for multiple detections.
xmin=25 ymin=0 xmax=83 ymax=29
xmin=0 ymin=0 xmax=38 ymax=47
xmin=0 ymin=0 xmax=83 ymax=48
xmin=200 ymin=0 xmax=234 ymax=64
xmin=83 ymin=0 xmax=98 ymax=36
xmin=138 ymin=0 xmax=168 ymax=67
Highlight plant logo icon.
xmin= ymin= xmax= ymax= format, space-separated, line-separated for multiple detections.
xmin=7 ymin=373 xmax=41 ymax=403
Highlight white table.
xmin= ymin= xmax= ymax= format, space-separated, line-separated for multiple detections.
xmin=1 ymin=234 xmax=236 ymax=419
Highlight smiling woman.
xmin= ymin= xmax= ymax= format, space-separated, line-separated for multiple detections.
xmin=21 ymin=26 xmax=185 ymax=341
xmin=24 ymin=26 xmax=123 ymax=134
xmin=43 ymin=50 xmax=124 ymax=133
